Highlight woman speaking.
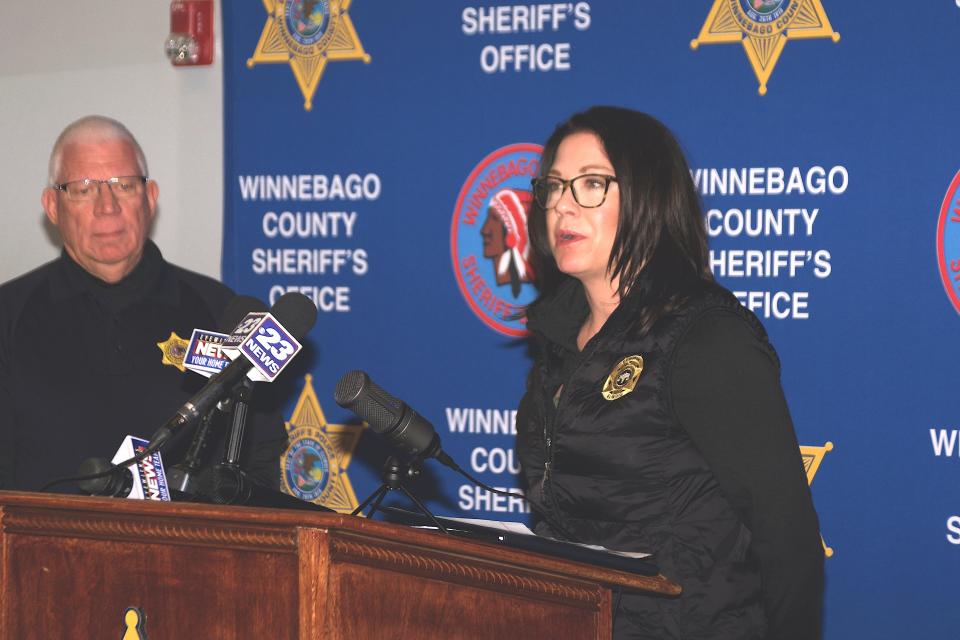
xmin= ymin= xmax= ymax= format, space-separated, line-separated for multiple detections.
xmin=517 ymin=106 xmax=823 ymax=639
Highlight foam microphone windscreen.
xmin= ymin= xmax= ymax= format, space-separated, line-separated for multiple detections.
xmin=269 ymin=292 xmax=318 ymax=340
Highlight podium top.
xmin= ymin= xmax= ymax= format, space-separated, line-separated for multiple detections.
xmin=0 ymin=490 xmax=680 ymax=596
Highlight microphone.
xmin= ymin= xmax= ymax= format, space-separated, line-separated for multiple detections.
xmin=168 ymin=295 xmax=270 ymax=496
xmin=198 ymin=464 xmax=333 ymax=512
xmin=77 ymin=458 xmax=133 ymax=497
xmin=77 ymin=436 xmax=170 ymax=500
xmin=182 ymin=295 xmax=268 ymax=379
xmin=220 ymin=295 xmax=270 ymax=335
xmin=334 ymin=370 xmax=455 ymax=468
xmin=148 ymin=292 xmax=318 ymax=452
xmin=333 ymin=372 xmax=585 ymax=543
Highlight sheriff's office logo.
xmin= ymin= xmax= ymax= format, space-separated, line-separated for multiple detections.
xmin=451 ymin=144 xmax=542 ymax=337
xmin=121 ymin=607 xmax=147 ymax=640
xmin=156 ymin=332 xmax=189 ymax=371
xmin=281 ymin=374 xmax=362 ymax=511
xmin=800 ymin=441 xmax=833 ymax=557
xmin=285 ymin=432 xmax=334 ymax=502
xmin=691 ymin=0 xmax=840 ymax=95
xmin=602 ymin=355 xmax=644 ymax=401
xmin=248 ymin=0 xmax=371 ymax=110
xmin=937 ymin=170 xmax=960 ymax=315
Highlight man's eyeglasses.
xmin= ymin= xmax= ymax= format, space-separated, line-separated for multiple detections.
xmin=531 ymin=174 xmax=618 ymax=209
xmin=52 ymin=176 xmax=148 ymax=202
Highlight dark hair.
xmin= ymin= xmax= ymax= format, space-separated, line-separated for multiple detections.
xmin=526 ymin=106 xmax=713 ymax=329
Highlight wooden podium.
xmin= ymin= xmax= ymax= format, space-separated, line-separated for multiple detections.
xmin=0 ymin=491 xmax=679 ymax=639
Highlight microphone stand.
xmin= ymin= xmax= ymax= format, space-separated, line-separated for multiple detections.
xmin=198 ymin=379 xmax=330 ymax=512
xmin=352 ymin=456 xmax=449 ymax=534
xmin=166 ymin=410 xmax=219 ymax=497
xmin=167 ymin=378 xmax=252 ymax=498
xmin=198 ymin=379 xmax=253 ymax=504
xmin=222 ymin=379 xmax=253 ymax=468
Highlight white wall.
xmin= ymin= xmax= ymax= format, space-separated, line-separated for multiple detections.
xmin=0 ymin=1 xmax=223 ymax=283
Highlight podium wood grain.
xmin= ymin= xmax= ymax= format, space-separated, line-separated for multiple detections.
xmin=0 ymin=491 xmax=679 ymax=639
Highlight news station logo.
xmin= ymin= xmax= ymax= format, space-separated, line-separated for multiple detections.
xmin=239 ymin=315 xmax=302 ymax=381
xmin=451 ymin=144 xmax=542 ymax=337
xmin=691 ymin=0 xmax=840 ymax=95
xmin=937 ymin=170 xmax=960 ymax=314
xmin=183 ymin=329 xmax=231 ymax=377
xmin=248 ymin=0 xmax=371 ymax=110
xmin=281 ymin=374 xmax=363 ymax=511
xmin=127 ymin=437 xmax=171 ymax=502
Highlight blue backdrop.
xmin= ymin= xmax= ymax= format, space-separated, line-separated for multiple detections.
xmin=221 ymin=2 xmax=960 ymax=637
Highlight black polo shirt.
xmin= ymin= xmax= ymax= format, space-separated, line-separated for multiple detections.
xmin=0 ymin=241 xmax=288 ymax=491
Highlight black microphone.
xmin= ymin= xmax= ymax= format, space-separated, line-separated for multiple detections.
xmin=76 ymin=457 xmax=134 ymax=497
xmin=148 ymin=292 xmax=318 ymax=452
xmin=332 ymin=372 xmax=582 ymax=540
xmin=198 ymin=464 xmax=333 ymax=512
xmin=334 ymin=370 xmax=455 ymax=468
xmin=220 ymin=295 xmax=270 ymax=334
xmin=168 ymin=295 xmax=270 ymax=496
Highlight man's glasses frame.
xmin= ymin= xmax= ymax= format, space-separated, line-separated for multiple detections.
xmin=52 ymin=176 xmax=148 ymax=202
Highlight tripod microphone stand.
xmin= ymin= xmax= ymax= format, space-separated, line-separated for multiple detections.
xmin=352 ymin=455 xmax=449 ymax=534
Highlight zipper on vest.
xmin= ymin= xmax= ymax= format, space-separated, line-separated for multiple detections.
xmin=542 ymin=418 xmax=552 ymax=488
xmin=539 ymin=392 xmax=564 ymax=512
xmin=541 ymin=338 xmax=602 ymax=523
xmin=538 ymin=359 xmax=555 ymax=494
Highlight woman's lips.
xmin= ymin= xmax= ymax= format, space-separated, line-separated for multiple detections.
xmin=555 ymin=230 xmax=585 ymax=247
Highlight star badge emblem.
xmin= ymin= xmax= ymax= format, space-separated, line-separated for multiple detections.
xmin=281 ymin=374 xmax=363 ymax=512
xmin=691 ymin=0 xmax=840 ymax=95
xmin=248 ymin=0 xmax=371 ymax=110
xmin=156 ymin=332 xmax=189 ymax=372
xmin=800 ymin=440 xmax=834 ymax=557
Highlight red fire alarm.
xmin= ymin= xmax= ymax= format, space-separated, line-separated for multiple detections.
xmin=165 ymin=1 xmax=214 ymax=66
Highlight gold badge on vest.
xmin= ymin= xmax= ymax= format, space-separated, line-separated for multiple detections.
xmin=602 ymin=355 xmax=644 ymax=401
xmin=156 ymin=332 xmax=189 ymax=372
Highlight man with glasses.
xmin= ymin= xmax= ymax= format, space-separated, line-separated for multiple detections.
xmin=0 ymin=115 xmax=288 ymax=493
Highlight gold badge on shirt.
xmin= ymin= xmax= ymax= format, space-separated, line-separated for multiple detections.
xmin=156 ymin=332 xmax=189 ymax=372
xmin=602 ymin=355 xmax=644 ymax=401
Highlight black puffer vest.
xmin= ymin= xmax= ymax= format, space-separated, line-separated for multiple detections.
xmin=517 ymin=278 xmax=772 ymax=639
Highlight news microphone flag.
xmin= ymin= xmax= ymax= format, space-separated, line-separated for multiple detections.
xmin=183 ymin=329 xmax=232 ymax=378
xmin=223 ymin=311 xmax=267 ymax=349
xmin=110 ymin=435 xmax=171 ymax=501
xmin=221 ymin=312 xmax=303 ymax=382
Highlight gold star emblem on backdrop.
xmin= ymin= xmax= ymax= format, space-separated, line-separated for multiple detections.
xmin=800 ymin=441 xmax=834 ymax=557
xmin=691 ymin=0 xmax=840 ymax=95
xmin=248 ymin=0 xmax=371 ymax=110
xmin=281 ymin=374 xmax=364 ymax=512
